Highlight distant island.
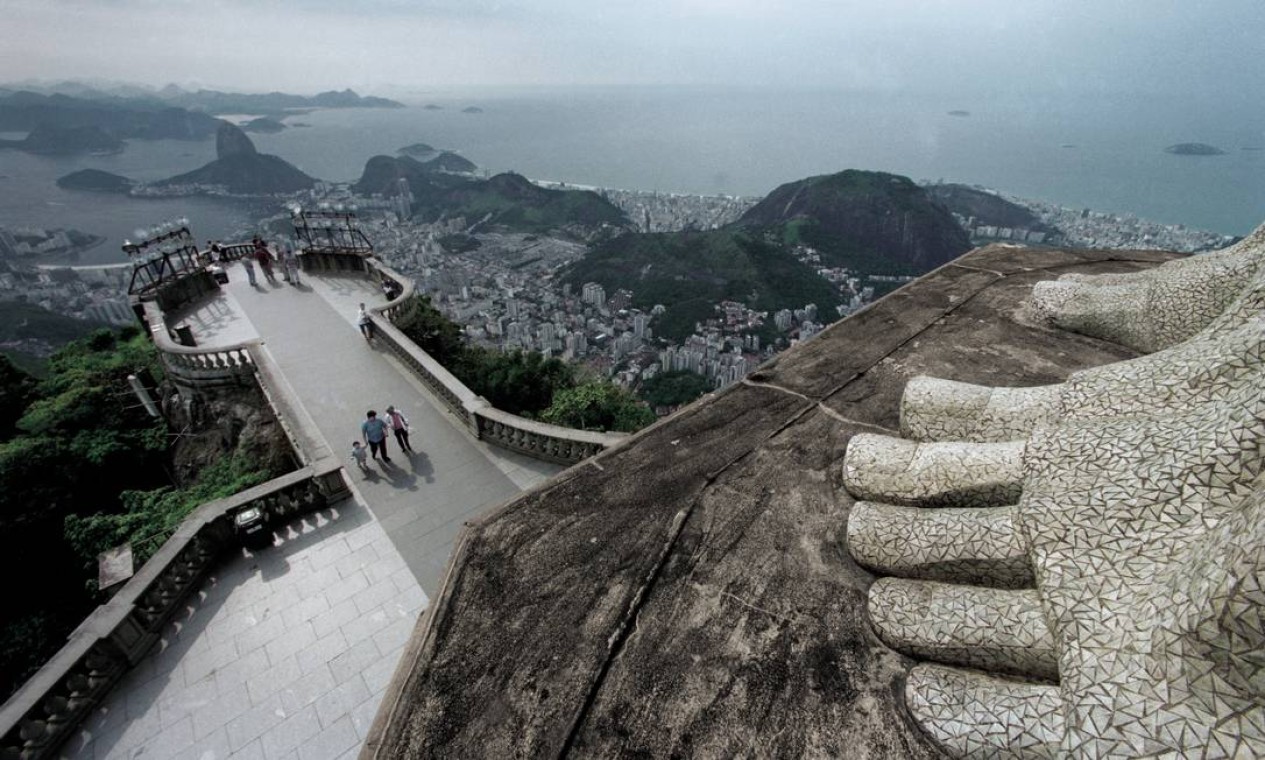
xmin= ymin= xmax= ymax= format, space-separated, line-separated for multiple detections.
xmin=462 ymin=106 xmax=484 ymax=114
xmin=947 ymin=110 xmax=970 ymax=117
xmin=56 ymin=169 xmax=136 ymax=193
xmin=1165 ymin=142 xmax=1226 ymax=156
xmin=149 ymin=121 xmax=316 ymax=195
xmin=423 ymin=104 xmax=443 ymax=111
xmin=240 ymin=117 xmax=287 ymax=133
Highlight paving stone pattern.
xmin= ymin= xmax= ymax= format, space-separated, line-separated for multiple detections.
xmin=63 ymin=264 xmax=561 ymax=759
xmin=64 ymin=503 xmax=424 ymax=760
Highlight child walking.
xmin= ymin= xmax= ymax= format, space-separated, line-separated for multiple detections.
xmin=351 ymin=441 xmax=369 ymax=473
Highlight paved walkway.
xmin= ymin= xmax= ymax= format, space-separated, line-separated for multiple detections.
xmin=66 ymin=262 xmax=564 ymax=759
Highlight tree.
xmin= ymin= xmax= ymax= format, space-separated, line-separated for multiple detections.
xmin=639 ymin=370 xmax=712 ymax=409
xmin=0 ymin=354 xmax=36 ymax=438
xmin=541 ymin=381 xmax=656 ymax=433
xmin=393 ymin=294 xmax=464 ymax=364
xmin=461 ymin=348 xmax=576 ymax=416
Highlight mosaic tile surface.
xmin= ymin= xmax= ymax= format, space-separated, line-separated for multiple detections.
xmin=1029 ymin=224 xmax=1265 ymax=353
xmin=843 ymin=225 xmax=1265 ymax=757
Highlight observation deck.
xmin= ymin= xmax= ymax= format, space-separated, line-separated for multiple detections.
xmin=16 ymin=256 xmax=567 ymax=760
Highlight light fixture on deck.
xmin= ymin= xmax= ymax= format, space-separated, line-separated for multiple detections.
xmin=291 ymin=208 xmax=373 ymax=256
xmin=122 ymin=220 xmax=202 ymax=296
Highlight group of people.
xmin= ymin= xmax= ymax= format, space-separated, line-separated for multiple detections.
xmin=241 ymin=237 xmax=301 ymax=287
xmin=352 ymin=406 xmax=414 ymax=471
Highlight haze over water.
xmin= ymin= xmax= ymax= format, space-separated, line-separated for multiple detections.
xmin=1 ymin=86 xmax=1261 ymax=266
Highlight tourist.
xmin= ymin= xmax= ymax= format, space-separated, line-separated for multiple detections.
xmin=382 ymin=279 xmax=401 ymax=301
xmin=357 ymin=302 xmax=374 ymax=341
xmin=253 ymin=238 xmax=278 ymax=284
xmin=351 ymin=440 xmax=369 ymax=473
xmin=361 ymin=410 xmax=391 ymax=463
xmin=385 ymin=405 xmax=414 ymax=453
xmin=282 ymin=244 xmax=301 ymax=285
xmin=241 ymin=254 xmax=258 ymax=286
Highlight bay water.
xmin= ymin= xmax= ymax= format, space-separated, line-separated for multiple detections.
xmin=1 ymin=86 xmax=1261 ymax=266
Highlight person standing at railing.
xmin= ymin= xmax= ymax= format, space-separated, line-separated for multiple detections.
xmin=253 ymin=238 xmax=278 ymax=285
xmin=282 ymin=243 xmax=301 ymax=285
xmin=357 ymin=302 xmax=374 ymax=341
xmin=361 ymin=410 xmax=392 ymax=463
xmin=385 ymin=405 xmax=414 ymax=453
xmin=241 ymin=252 xmax=258 ymax=286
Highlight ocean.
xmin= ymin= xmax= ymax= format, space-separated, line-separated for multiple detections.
xmin=1 ymin=86 xmax=1262 ymax=266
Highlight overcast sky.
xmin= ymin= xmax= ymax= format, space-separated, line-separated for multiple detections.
xmin=3 ymin=0 xmax=1263 ymax=98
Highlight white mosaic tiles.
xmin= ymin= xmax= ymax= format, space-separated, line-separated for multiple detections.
xmin=1029 ymin=224 xmax=1265 ymax=353
xmin=842 ymin=224 xmax=1265 ymax=758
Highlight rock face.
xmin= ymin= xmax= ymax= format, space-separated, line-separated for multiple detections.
xmin=737 ymin=170 xmax=972 ymax=272
xmin=216 ymin=121 xmax=257 ymax=158
xmin=365 ymin=243 xmax=1182 ymax=758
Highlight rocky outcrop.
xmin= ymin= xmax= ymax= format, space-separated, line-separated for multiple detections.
xmin=737 ymin=169 xmax=972 ymax=272
xmin=215 ymin=121 xmax=257 ymax=158
xmin=155 ymin=122 xmax=315 ymax=194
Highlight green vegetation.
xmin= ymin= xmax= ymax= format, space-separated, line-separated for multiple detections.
xmin=65 ymin=452 xmax=272 ymax=567
xmin=354 ymin=161 xmax=628 ymax=236
xmin=393 ymin=294 xmax=653 ymax=430
xmin=414 ymin=173 xmax=629 ymax=235
xmin=0 ymin=327 xmax=280 ymax=698
xmin=541 ymin=382 xmax=656 ymax=433
xmin=639 ymin=370 xmax=711 ymax=409
xmin=458 ymin=348 xmax=575 ymax=416
xmin=562 ymin=229 xmax=844 ymax=342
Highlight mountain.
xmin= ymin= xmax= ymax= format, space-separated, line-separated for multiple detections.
xmin=56 ymin=169 xmax=135 ymax=193
xmin=0 ymin=91 xmax=220 ymax=141
xmin=0 ymin=300 xmax=107 ymax=375
xmin=415 ymin=172 xmax=629 ymax=235
xmin=0 ymin=123 xmax=123 ymax=155
xmin=735 ymin=170 xmax=971 ymax=273
xmin=159 ymin=86 xmax=404 ymax=114
xmin=353 ymin=153 xmax=477 ymax=195
xmin=561 ymin=169 xmax=975 ymax=341
xmin=563 ymin=229 xmax=844 ymax=340
xmin=423 ymin=151 xmax=477 ymax=173
xmin=925 ymin=183 xmax=1057 ymax=236
xmin=154 ymin=122 xmax=315 ymax=194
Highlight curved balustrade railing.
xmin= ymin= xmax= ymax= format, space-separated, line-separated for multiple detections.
xmin=0 ymin=266 xmax=355 ymax=758
xmin=362 ymin=260 xmax=627 ymax=465
xmin=140 ymin=301 xmax=259 ymax=388
xmin=0 ymin=462 xmax=348 ymax=760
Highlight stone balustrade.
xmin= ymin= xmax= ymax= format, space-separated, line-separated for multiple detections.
xmin=362 ymin=260 xmax=626 ymax=466
xmin=0 ymin=280 xmax=353 ymax=758
xmin=0 ymin=463 xmax=348 ymax=760
xmin=138 ymin=301 xmax=258 ymax=388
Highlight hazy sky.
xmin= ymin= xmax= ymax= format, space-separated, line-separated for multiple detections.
xmin=3 ymin=0 xmax=1263 ymax=98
